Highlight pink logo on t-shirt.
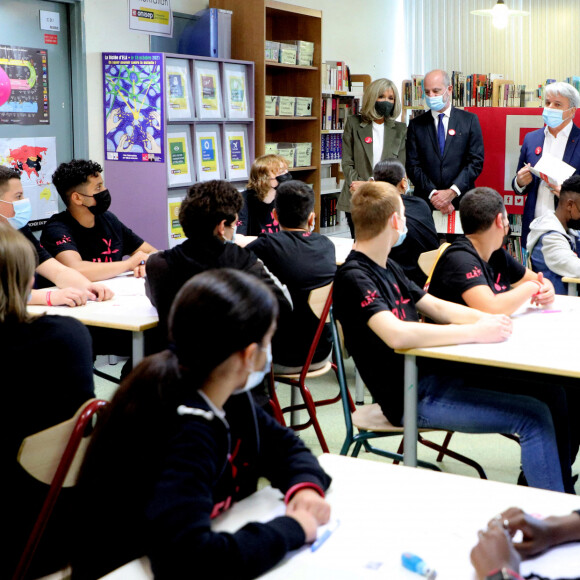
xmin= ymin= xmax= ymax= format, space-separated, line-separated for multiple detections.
xmin=261 ymin=212 xmax=280 ymax=234
xmin=56 ymin=235 xmax=71 ymax=246
xmin=494 ymin=273 xmax=507 ymax=292
xmin=361 ymin=289 xmax=378 ymax=307
xmin=466 ymin=266 xmax=482 ymax=280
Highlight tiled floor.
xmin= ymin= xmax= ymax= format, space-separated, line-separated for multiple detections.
xmin=94 ymin=354 xmax=579 ymax=493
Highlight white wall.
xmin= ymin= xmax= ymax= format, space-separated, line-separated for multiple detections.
xmin=83 ymin=0 xmax=406 ymax=165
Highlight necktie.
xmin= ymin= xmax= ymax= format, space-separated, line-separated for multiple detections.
xmin=438 ymin=113 xmax=445 ymax=156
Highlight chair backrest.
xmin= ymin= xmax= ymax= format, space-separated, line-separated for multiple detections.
xmin=308 ymin=282 xmax=333 ymax=321
xmin=13 ymin=398 xmax=109 ymax=580
xmin=420 ymin=242 xmax=451 ymax=292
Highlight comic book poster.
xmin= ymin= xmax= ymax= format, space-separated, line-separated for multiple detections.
xmin=0 ymin=136 xmax=58 ymax=228
xmin=0 ymin=45 xmax=49 ymax=125
xmin=103 ymin=53 xmax=164 ymax=162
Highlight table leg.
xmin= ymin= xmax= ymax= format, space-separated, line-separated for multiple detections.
xmin=132 ymin=331 xmax=145 ymax=366
xmin=403 ymin=354 xmax=418 ymax=467
xmin=567 ymin=282 xmax=578 ymax=297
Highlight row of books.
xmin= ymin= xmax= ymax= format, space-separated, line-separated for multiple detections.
xmin=321 ymin=61 xmax=351 ymax=93
xmin=495 ymin=83 xmax=527 ymax=107
xmin=505 ymin=236 xmax=525 ymax=265
xmin=320 ymin=195 xmax=338 ymax=228
xmin=508 ymin=214 xmax=522 ymax=236
xmin=321 ymin=96 xmax=356 ymax=130
xmin=402 ymin=75 xmax=424 ymax=107
xmin=321 ymin=133 xmax=343 ymax=160
xmin=451 ymin=72 xmax=504 ymax=107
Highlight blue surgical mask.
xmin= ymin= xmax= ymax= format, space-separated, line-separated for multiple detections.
xmin=425 ymin=93 xmax=448 ymax=112
xmin=234 ymin=343 xmax=272 ymax=394
xmin=542 ymin=107 xmax=567 ymax=129
xmin=224 ymin=225 xmax=237 ymax=244
xmin=393 ymin=222 xmax=408 ymax=247
xmin=0 ymin=198 xmax=32 ymax=230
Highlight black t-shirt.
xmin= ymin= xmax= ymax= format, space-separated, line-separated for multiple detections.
xmin=40 ymin=210 xmax=144 ymax=263
xmin=20 ymin=224 xmax=52 ymax=264
xmin=248 ymin=230 xmax=336 ymax=366
xmin=428 ymin=236 xmax=526 ymax=306
xmin=390 ymin=196 xmax=439 ymax=288
xmin=333 ymin=251 xmax=425 ymax=425
xmin=237 ymin=189 xmax=280 ymax=236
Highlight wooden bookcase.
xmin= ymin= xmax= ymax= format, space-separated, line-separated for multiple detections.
xmin=209 ymin=0 xmax=323 ymax=226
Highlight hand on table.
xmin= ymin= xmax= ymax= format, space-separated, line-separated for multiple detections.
xmin=286 ymin=488 xmax=331 ymax=543
xmin=50 ymin=287 xmax=93 ymax=307
xmin=530 ymin=272 xmax=555 ymax=307
xmin=128 ymin=251 xmax=151 ymax=278
xmin=516 ymin=163 xmax=533 ymax=188
xmin=474 ymin=314 xmax=513 ymax=343
xmin=471 ymin=520 xmax=521 ymax=580
xmin=87 ymin=282 xmax=114 ymax=302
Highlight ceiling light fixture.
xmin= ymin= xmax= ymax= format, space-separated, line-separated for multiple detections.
xmin=471 ymin=0 xmax=529 ymax=29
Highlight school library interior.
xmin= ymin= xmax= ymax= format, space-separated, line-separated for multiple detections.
xmin=2 ymin=1 xmax=580 ymax=579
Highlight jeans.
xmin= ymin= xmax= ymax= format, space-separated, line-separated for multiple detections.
xmin=416 ymin=373 xmax=566 ymax=493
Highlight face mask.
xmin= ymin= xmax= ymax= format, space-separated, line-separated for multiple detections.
xmin=234 ymin=343 xmax=272 ymax=394
xmin=375 ymin=100 xmax=394 ymax=118
xmin=224 ymin=225 xmax=237 ymax=244
xmin=542 ymin=107 xmax=567 ymax=129
xmin=78 ymin=189 xmax=111 ymax=215
xmin=425 ymin=93 xmax=448 ymax=112
xmin=310 ymin=215 xmax=316 ymax=233
xmin=273 ymin=172 xmax=293 ymax=190
xmin=567 ymin=218 xmax=580 ymax=230
xmin=393 ymin=218 xmax=408 ymax=247
xmin=0 ymin=198 xmax=32 ymax=229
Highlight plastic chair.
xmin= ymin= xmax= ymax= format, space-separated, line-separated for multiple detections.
xmin=13 ymin=398 xmax=109 ymax=580
xmin=273 ymin=283 xmax=355 ymax=453
xmin=330 ymin=307 xmax=487 ymax=476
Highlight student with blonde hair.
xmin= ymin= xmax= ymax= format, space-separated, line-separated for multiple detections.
xmin=237 ymin=153 xmax=292 ymax=238
xmin=1 ymin=221 xmax=94 ymax=578
xmin=337 ymin=78 xmax=407 ymax=237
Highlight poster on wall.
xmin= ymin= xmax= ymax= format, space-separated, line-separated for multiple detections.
xmin=224 ymin=124 xmax=249 ymax=181
xmin=194 ymin=61 xmax=223 ymax=120
xmin=166 ymin=125 xmax=194 ymax=187
xmin=0 ymin=136 xmax=58 ymax=229
xmin=166 ymin=58 xmax=194 ymax=121
xmin=103 ymin=52 xmax=164 ymax=163
xmin=0 ymin=45 xmax=49 ymax=125
xmin=194 ymin=125 xmax=222 ymax=181
xmin=168 ymin=194 xmax=186 ymax=248
xmin=223 ymin=63 xmax=249 ymax=119
xmin=129 ymin=0 xmax=173 ymax=38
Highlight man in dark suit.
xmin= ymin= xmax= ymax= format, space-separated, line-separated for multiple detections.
xmin=513 ymin=81 xmax=580 ymax=247
xmin=406 ymin=69 xmax=484 ymax=215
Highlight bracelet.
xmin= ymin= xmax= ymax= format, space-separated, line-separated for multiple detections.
xmin=284 ymin=482 xmax=325 ymax=504
xmin=486 ymin=568 xmax=524 ymax=580
xmin=46 ymin=291 xmax=52 ymax=306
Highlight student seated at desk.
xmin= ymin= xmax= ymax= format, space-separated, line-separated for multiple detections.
xmin=333 ymin=181 xmax=568 ymax=492
xmin=372 ymin=158 xmax=439 ymax=287
xmin=528 ymin=175 xmax=580 ymax=294
xmin=0 ymin=222 xmax=95 ymax=579
xmin=427 ymin=187 xmax=555 ymax=314
xmin=41 ymin=159 xmax=157 ymax=282
xmin=237 ymin=153 xmax=292 ymax=241
xmin=146 ymin=179 xmax=292 ymax=348
xmin=427 ymin=187 xmax=577 ymax=492
xmin=247 ymin=180 xmax=336 ymax=371
xmin=471 ymin=507 xmax=580 ymax=580
xmin=73 ymin=269 xmax=331 ymax=580
xmin=0 ymin=166 xmax=112 ymax=306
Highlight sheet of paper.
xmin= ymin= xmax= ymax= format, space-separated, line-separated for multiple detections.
xmin=100 ymin=275 xmax=146 ymax=296
xmin=530 ymin=151 xmax=575 ymax=186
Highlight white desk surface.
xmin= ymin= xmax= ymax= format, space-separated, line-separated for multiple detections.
xmin=98 ymin=454 xmax=579 ymax=580
xmin=398 ymin=295 xmax=580 ymax=378
xmin=27 ymin=275 xmax=158 ymax=332
xmin=329 ymin=236 xmax=354 ymax=265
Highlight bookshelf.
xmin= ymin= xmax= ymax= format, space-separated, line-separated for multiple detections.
xmin=210 ymin=0 xmax=323 ymax=226
xmin=103 ymin=52 xmax=254 ymax=250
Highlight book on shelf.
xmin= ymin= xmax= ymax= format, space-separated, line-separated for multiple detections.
xmin=449 ymin=72 xmax=526 ymax=107
xmin=166 ymin=58 xmax=195 ymax=121
xmin=166 ymin=126 xmax=194 ymax=187
xmin=322 ymin=61 xmax=350 ymax=93
xmin=194 ymin=124 xmax=223 ymax=181
xmin=321 ymin=133 xmax=342 ymax=160
xmin=402 ymin=75 xmax=424 ymax=107
xmin=321 ymin=95 xmax=356 ymax=130
xmin=320 ymin=195 xmax=338 ymax=228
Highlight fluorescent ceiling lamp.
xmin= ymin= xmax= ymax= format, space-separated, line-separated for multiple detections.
xmin=471 ymin=0 xmax=529 ymax=29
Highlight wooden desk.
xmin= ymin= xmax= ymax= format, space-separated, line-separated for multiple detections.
xmin=562 ymin=276 xmax=580 ymax=296
xmin=28 ymin=276 xmax=158 ymax=365
xmin=396 ymin=295 xmax=580 ymax=467
xmin=99 ymin=454 xmax=579 ymax=579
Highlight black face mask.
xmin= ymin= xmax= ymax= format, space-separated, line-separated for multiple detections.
xmin=274 ymin=172 xmax=293 ymax=190
xmin=375 ymin=100 xmax=394 ymax=118
xmin=567 ymin=218 xmax=580 ymax=230
xmin=88 ymin=189 xmax=112 ymax=215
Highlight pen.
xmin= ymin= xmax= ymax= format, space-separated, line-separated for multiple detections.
xmin=139 ymin=260 xmax=145 ymax=265
xmin=401 ymin=552 xmax=437 ymax=579
xmin=311 ymin=519 xmax=340 ymax=552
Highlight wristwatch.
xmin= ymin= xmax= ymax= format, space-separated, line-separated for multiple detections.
xmin=486 ymin=568 xmax=523 ymax=580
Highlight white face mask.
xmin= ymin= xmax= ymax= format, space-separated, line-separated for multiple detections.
xmin=233 ymin=343 xmax=272 ymax=394
xmin=0 ymin=198 xmax=32 ymax=229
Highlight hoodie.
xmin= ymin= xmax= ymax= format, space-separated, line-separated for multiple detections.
xmin=527 ymin=211 xmax=580 ymax=294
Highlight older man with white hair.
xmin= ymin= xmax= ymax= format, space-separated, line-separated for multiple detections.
xmin=513 ymin=81 xmax=580 ymax=247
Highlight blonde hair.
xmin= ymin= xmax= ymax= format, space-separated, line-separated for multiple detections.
xmin=361 ymin=78 xmax=402 ymax=123
xmin=351 ymin=181 xmax=402 ymax=241
xmin=0 ymin=222 xmax=37 ymax=323
xmin=247 ymin=154 xmax=289 ymax=201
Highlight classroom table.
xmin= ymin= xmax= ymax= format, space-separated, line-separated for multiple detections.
xmin=562 ymin=276 xmax=580 ymax=296
xmin=396 ymin=294 xmax=580 ymax=467
xmin=27 ymin=275 xmax=158 ymax=366
xmin=328 ymin=235 xmax=353 ymax=265
xmin=99 ymin=454 xmax=580 ymax=580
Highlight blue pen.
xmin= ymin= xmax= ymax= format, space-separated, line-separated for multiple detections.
xmin=311 ymin=519 xmax=340 ymax=552
xmin=402 ymin=552 xmax=437 ymax=579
